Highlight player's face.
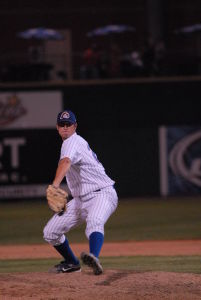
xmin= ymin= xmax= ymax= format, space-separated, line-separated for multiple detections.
xmin=57 ymin=122 xmax=77 ymax=140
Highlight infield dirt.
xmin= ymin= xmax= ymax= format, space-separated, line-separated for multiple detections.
xmin=0 ymin=240 xmax=201 ymax=300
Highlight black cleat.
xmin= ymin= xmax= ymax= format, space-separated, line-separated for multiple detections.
xmin=81 ymin=252 xmax=103 ymax=275
xmin=49 ymin=260 xmax=81 ymax=273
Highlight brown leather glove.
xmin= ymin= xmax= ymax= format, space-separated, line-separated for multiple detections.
xmin=46 ymin=185 xmax=68 ymax=213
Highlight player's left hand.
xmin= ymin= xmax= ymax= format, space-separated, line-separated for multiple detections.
xmin=46 ymin=185 xmax=68 ymax=213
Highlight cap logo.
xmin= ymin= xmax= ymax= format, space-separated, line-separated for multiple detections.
xmin=60 ymin=111 xmax=70 ymax=120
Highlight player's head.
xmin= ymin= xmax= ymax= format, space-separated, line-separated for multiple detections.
xmin=56 ymin=110 xmax=77 ymax=140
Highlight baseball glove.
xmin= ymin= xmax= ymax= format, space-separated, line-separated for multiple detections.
xmin=46 ymin=185 xmax=68 ymax=214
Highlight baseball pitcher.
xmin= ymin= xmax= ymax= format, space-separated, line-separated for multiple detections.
xmin=43 ymin=109 xmax=118 ymax=275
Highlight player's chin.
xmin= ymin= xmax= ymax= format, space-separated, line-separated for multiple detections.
xmin=60 ymin=132 xmax=68 ymax=139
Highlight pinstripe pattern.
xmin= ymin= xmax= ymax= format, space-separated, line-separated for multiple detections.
xmin=84 ymin=187 xmax=118 ymax=238
xmin=43 ymin=131 xmax=118 ymax=247
xmin=60 ymin=133 xmax=114 ymax=197
xmin=43 ymin=198 xmax=83 ymax=245
xmin=43 ymin=186 xmax=118 ymax=244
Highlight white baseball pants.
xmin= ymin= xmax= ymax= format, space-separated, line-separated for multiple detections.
xmin=43 ymin=186 xmax=118 ymax=246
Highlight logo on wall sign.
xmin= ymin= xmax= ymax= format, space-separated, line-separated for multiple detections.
xmin=169 ymin=130 xmax=201 ymax=187
xmin=0 ymin=95 xmax=26 ymax=127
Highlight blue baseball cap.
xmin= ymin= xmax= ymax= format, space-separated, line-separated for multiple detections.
xmin=57 ymin=110 xmax=77 ymax=125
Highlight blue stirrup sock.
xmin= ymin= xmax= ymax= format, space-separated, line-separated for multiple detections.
xmin=54 ymin=238 xmax=79 ymax=265
xmin=89 ymin=232 xmax=104 ymax=258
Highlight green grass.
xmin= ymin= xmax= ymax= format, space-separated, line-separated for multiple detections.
xmin=0 ymin=198 xmax=200 ymax=276
xmin=0 ymin=197 xmax=201 ymax=244
xmin=108 ymin=197 xmax=201 ymax=241
xmin=0 ymin=256 xmax=201 ymax=274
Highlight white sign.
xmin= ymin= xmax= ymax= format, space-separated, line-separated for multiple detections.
xmin=0 ymin=90 xmax=63 ymax=199
xmin=0 ymin=91 xmax=62 ymax=129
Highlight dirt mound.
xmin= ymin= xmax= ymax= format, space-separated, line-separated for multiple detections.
xmin=0 ymin=270 xmax=201 ymax=300
xmin=0 ymin=240 xmax=201 ymax=299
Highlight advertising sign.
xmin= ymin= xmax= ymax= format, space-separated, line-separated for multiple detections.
xmin=0 ymin=91 xmax=63 ymax=199
xmin=159 ymin=126 xmax=201 ymax=196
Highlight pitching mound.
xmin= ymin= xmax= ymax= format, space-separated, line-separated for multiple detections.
xmin=1 ymin=270 xmax=201 ymax=299
xmin=0 ymin=240 xmax=201 ymax=299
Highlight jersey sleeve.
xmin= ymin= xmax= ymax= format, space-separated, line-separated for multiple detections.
xmin=60 ymin=136 xmax=80 ymax=164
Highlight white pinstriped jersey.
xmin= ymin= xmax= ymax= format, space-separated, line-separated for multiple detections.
xmin=60 ymin=132 xmax=115 ymax=197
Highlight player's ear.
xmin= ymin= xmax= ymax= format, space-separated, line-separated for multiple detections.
xmin=74 ymin=123 xmax=77 ymax=130
xmin=56 ymin=124 xmax=59 ymax=131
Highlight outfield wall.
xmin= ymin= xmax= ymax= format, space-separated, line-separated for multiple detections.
xmin=0 ymin=78 xmax=201 ymax=199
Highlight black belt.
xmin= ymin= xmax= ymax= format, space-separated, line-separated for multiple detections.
xmin=94 ymin=185 xmax=114 ymax=192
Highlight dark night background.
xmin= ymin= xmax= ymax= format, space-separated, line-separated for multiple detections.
xmin=1 ymin=1 xmax=201 ymax=198
xmin=1 ymin=1 xmax=201 ymax=78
